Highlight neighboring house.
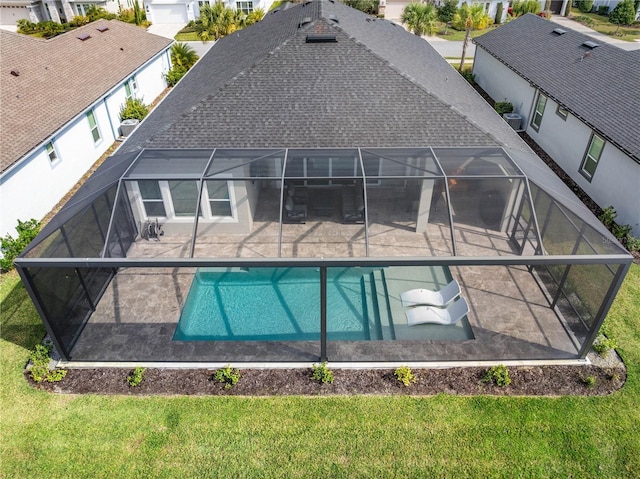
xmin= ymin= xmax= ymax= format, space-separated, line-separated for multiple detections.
xmin=0 ymin=0 xmax=121 ymax=29
xmin=382 ymin=0 xmax=509 ymax=23
xmin=0 ymin=20 xmax=172 ymax=239
xmin=473 ymin=14 xmax=640 ymax=235
xmin=592 ymin=0 xmax=640 ymax=19
xmin=16 ymin=1 xmax=631 ymax=365
xmin=143 ymin=0 xmax=274 ymax=24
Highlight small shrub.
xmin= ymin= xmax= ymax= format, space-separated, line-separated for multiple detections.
xmin=494 ymin=101 xmax=513 ymax=115
xmin=28 ymin=343 xmax=66 ymax=383
xmin=598 ymin=206 xmax=639 ymax=252
xmin=165 ymin=66 xmax=187 ymax=87
xmin=1 ymin=218 xmax=40 ymax=272
xmin=597 ymin=5 xmax=609 ymax=15
xmin=582 ymin=375 xmax=597 ymax=388
xmin=311 ymin=362 xmax=334 ymax=384
xmin=127 ymin=367 xmax=146 ymax=387
xmin=394 ymin=366 xmax=417 ymax=386
xmin=605 ymin=368 xmax=621 ymax=381
xmin=213 ymin=364 xmax=241 ymax=389
xmin=119 ymin=97 xmax=149 ymax=121
xmin=47 ymin=369 xmax=68 ymax=382
xmin=577 ymin=0 xmax=595 ymax=13
xmin=592 ymin=334 xmax=618 ymax=356
xmin=458 ymin=69 xmax=476 ymax=85
xmin=483 ymin=364 xmax=511 ymax=387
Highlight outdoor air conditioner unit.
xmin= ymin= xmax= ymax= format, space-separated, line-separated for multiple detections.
xmin=120 ymin=119 xmax=140 ymax=137
xmin=503 ymin=112 xmax=522 ymax=131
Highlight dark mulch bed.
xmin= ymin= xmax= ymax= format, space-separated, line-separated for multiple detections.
xmin=30 ymin=361 xmax=626 ymax=397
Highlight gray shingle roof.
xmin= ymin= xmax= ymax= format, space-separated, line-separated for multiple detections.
xmin=114 ymin=1 xmax=613 ymax=238
xmin=0 ymin=20 xmax=172 ymax=173
xmin=474 ymin=14 xmax=640 ymax=162
xmin=123 ymin=0 xmax=515 ymax=151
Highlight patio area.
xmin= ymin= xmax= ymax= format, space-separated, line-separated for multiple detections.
xmin=68 ymin=261 xmax=578 ymax=363
xmin=18 ymin=147 xmax=630 ymax=365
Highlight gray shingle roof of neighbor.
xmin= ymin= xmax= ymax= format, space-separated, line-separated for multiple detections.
xmin=473 ymin=13 xmax=640 ymax=163
xmin=110 ymin=1 xmax=615 ymax=240
xmin=0 ymin=20 xmax=172 ymax=173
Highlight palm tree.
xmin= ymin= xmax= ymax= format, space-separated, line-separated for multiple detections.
xmin=197 ymin=3 xmax=237 ymax=42
xmin=246 ymin=8 xmax=265 ymax=26
xmin=401 ymin=2 xmax=438 ymax=36
xmin=453 ymin=3 xmax=492 ymax=71
xmin=170 ymin=42 xmax=199 ymax=70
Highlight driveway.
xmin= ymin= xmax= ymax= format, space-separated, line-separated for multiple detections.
xmin=147 ymin=23 xmax=185 ymax=40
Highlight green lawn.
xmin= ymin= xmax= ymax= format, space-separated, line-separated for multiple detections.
xmin=570 ymin=12 xmax=640 ymax=42
xmin=1 ymin=265 xmax=639 ymax=478
xmin=430 ymin=14 xmax=640 ymax=42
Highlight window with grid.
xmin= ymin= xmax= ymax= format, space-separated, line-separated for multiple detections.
xmin=531 ymin=93 xmax=547 ymax=131
xmin=86 ymin=110 xmax=101 ymax=143
xmin=236 ymin=1 xmax=253 ymax=14
xmin=45 ymin=141 xmax=58 ymax=163
xmin=138 ymin=181 xmax=167 ymax=217
xmin=206 ymin=181 xmax=232 ymax=217
xmin=556 ymin=105 xmax=568 ymax=120
xmin=580 ymin=134 xmax=605 ymax=181
xmin=124 ymin=77 xmax=137 ymax=100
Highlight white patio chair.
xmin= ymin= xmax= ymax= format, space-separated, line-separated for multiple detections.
xmin=400 ymin=279 xmax=461 ymax=308
xmin=405 ymin=297 xmax=470 ymax=326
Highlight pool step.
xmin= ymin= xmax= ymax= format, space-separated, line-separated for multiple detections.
xmin=362 ymin=277 xmax=381 ymax=340
xmin=372 ymin=270 xmax=396 ymax=340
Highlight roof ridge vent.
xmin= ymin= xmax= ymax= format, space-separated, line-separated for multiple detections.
xmin=298 ymin=16 xmax=312 ymax=28
xmin=306 ymin=33 xmax=337 ymax=43
xmin=582 ymin=40 xmax=600 ymax=49
xmin=552 ymin=28 xmax=567 ymax=35
xmin=76 ymin=33 xmax=91 ymax=41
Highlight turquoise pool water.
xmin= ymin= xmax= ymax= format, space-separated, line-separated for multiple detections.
xmin=173 ymin=267 xmax=382 ymax=341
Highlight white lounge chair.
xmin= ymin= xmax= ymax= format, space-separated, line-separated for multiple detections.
xmin=400 ymin=279 xmax=461 ymax=308
xmin=405 ymin=297 xmax=470 ymax=326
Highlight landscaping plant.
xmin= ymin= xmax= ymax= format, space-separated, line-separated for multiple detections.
xmin=0 ymin=219 xmax=40 ymax=272
xmin=311 ymin=362 xmax=334 ymax=384
xmin=213 ymin=364 xmax=241 ymax=389
xmin=394 ymin=366 xmax=417 ymax=386
xmin=119 ymin=97 xmax=149 ymax=121
xmin=28 ymin=343 xmax=67 ymax=383
xmin=483 ymin=364 xmax=511 ymax=387
xmin=127 ymin=367 xmax=146 ymax=387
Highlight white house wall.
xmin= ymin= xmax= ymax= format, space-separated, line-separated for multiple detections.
xmin=474 ymin=48 xmax=640 ymax=235
xmin=473 ymin=50 xmax=536 ymax=126
xmin=0 ymin=101 xmax=114 ymax=238
xmin=0 ymin=51 xmax=170 ymax=239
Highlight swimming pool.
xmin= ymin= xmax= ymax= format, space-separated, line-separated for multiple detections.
xmin=173 ymin=267 xmax=384 ymax=341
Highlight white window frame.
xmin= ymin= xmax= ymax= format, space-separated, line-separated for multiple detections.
xmin=236 ymin=1 xmax=253 ymax=14
xmin=124 ymin=77 xmax=138 ymax=100
xmin=45 ymin=141 xmax=59 ymax=165
xmin=580 ymin=133 xmax=605 ymax=182
xmin=75 ymin=3 xmax=93 ymax=16
xmin=132 ymin=178 xmax=237 ymax=222
xmin=86 ymin=109 xmax=102 ymax=145
xmin=556 ymin=105 xmax=568 ymax=121
xmin=301 ymin=157 xmax=374 ymax=186
xmin=531 ymin=92 xmax=547 ymax=131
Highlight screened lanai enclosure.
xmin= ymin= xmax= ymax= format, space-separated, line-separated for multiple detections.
xmin=16 ymin=147 xmax=631 ymax=364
